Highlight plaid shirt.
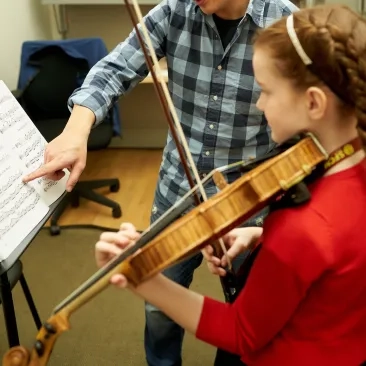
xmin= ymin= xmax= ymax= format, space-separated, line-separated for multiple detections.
xmin=68 ymin=0 xmax=297 ymax=207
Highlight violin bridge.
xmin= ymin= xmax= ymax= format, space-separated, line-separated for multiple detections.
xmin=213 ymin=171 xmax=228 ymax=190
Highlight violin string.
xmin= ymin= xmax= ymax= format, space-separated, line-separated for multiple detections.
xmin=54 ymin=147 xmax=287 ymax=313
xmin=54 ymin=146 xmax=293 ymax=313
xmin=54 ymin=152 xmax=274 ymax=314
xmin=53 ymin=161 xmax=249 ymax=313
xmin=54 ymin=145 xmax=299 ymax=313
xmin=52 ymin=174 xmax=211 ymax=312
xmin=128 ymin=0 xmax=231 ymax=267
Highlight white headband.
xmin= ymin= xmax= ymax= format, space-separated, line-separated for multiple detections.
xmin=286 ymin=14 xmax=312 ymax=66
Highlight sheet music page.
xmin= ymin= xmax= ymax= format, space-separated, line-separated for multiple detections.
xmin=0 ymin=80 xmax=69 ymax=206
xmin=0 ymin=133 xmax=49 ymax=260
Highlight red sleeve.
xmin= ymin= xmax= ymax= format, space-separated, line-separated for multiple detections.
xmin=195 ymin=208 xmax=331 ymax=357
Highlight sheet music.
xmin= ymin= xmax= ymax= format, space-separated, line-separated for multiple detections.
xmin=0 ymin=135 xmax=49 ymax=260
xmin=0 ymin=80 xmax=69 ymax=206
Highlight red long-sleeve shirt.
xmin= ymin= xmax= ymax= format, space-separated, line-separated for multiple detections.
xmin=196 ymin=160 xmax=366 ymax=365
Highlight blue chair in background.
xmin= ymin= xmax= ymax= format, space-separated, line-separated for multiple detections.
xmin=15 ymin=38 xmax=122 ymax=235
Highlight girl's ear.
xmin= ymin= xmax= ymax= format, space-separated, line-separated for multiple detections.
xmin=305 ymin=86 xmax=328 ymax=120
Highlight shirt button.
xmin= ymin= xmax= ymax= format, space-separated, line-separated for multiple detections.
xmin=217 ymin=65 xmax=222 ymax=70
xmin=209 ymin=124 xmax=214 ymax=129
xmin=213 ymin=95 xmax=218 ymax=101
xmin=205 ymin=151 xmax=210 ymax=156
xmin=152 ymin=206 xmax=158 ymax=214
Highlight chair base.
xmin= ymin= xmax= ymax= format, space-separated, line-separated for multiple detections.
xmin=49 ymin=178 xmax=122 ymax=236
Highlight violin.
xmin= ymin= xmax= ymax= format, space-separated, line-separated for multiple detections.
xmin=2 ymin=133 xmax=328 ymax=366
xmin=2 ymin=0 xmax=330 ymax=363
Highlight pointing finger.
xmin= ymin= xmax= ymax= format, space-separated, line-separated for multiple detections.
xmin=23 ymin=161 xmax=65 ymax=183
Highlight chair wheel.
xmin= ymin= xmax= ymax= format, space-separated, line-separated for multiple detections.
xmin=110 ymin=182 xmax=120 ymax=193
xmin=112 ymin=206 xmax=122 ymax=218
xmin=50 ymin=225 xmax=60 ymax=236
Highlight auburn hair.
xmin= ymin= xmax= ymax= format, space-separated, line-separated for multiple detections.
xmin=253 ymin=5 xmax=366 ymax=145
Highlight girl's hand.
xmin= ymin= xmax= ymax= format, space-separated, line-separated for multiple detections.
xmin=202 ymin=227 xmax=263 ymax=276
xmin=95 ymin=222 xmax=141 ymax=288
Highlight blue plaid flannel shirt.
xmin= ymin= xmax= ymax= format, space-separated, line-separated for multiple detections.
xmin=68 ymin=0 xmax=298 ymax=208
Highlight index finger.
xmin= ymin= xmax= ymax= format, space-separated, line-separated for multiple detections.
xmin=201 ymin=246 xmax=220 ymax=265
xmin=201 ymin=245 xmax=212 ymax=260
xmin=22 ymin=161 xmax=64 ymax=183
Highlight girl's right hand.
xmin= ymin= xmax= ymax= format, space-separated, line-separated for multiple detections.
xmin=202 ymin=227 xmax=263 ymax=276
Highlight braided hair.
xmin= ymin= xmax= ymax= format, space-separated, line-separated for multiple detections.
xmin=253 ymin=5 xmax=366 ymax=145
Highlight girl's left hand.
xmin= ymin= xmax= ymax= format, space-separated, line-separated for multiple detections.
xmin=95 ymin=222 xmax=141 ymax=288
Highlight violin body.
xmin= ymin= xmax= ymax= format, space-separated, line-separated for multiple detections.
xmin=2 ymin=134 xmax=327 ymax=366
xmin=119 ymin=135 xmax=326 ymax=286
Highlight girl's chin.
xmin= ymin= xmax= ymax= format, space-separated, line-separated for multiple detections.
xmin=270 ymin=131 xmax=281 ymax=145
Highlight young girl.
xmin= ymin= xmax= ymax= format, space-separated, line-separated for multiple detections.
xmin=95 ymin=5 xmax=366 ymax=365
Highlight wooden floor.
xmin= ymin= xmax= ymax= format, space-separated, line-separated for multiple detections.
xmin=51 ymin=148 xmax=163 ymax=231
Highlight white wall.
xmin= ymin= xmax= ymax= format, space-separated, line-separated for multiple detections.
xmin=63 ymin=5 xmax=168 ymax=148
xmin=0 ymin=0 xmax=52 ymax=90
xmin=324 ymin=0 xmax=361 ymax=11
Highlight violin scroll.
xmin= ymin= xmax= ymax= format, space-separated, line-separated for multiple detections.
xmin=2 ymin=312 xmax=70 ymax=366
xmin=2 ymin=347 xmax=29 ymax=366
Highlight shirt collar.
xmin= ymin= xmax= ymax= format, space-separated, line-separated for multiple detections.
xmin=194 ymin=0 xmax=266 ymax=28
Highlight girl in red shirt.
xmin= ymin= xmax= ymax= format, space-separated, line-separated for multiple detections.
xmin=95 ymin=4 xmax=366 ymax=365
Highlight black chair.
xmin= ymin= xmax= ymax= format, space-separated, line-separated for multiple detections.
xmin=0 ymin=260 xmax=42 ymax=347
xmin=15 ymin=45 xmax=122 ymax=235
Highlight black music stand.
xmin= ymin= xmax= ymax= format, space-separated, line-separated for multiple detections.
xmin=0 ymin=192 xmax=66 ymax=348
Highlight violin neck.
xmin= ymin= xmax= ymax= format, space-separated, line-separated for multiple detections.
xmin=53 ymin=194 xmax=195 ymax=316
xmin=59 ymin=266 xmax=122 ymax=318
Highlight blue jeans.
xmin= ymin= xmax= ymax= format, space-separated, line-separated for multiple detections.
xmin=144 ymin=188 xmax=266 ymax=366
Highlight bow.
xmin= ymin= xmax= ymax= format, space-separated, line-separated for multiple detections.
xmin=124 ymin=0 xmax=236 ymax=297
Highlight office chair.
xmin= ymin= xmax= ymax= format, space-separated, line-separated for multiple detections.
xmin=16 ymin=45 xmax=122 ymax=236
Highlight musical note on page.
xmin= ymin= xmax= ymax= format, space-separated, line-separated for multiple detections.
xmin=0 ymin=80 xmax=69 ymax=206
xmin=0 ymin=140 xmax=49 ymax=260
